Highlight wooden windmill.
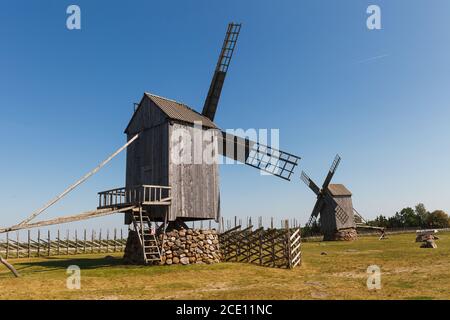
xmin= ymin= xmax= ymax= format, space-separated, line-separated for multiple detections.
xmin=95 ymin=23 xmax=301 ymax=263
xmin=0 ymin=23 xmax=300 ymax=268
xmin=300 ymin=155 xmax=358 ymax=240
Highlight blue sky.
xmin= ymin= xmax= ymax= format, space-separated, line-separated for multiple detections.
xmin=1 ymin=0 xmax=450 ymax=237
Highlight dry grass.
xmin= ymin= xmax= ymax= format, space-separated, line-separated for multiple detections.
xmin=1 ymin=232 xmax=449 ymax=300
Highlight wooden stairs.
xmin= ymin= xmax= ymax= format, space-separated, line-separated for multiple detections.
xmin=131 ymin=208 xmax=162 ymax=264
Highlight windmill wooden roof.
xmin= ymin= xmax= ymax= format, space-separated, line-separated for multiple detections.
xmin=125 ymin=93 xmax=218 ymax=133
xmin=328 ymin=184 xmax=352 ymax=197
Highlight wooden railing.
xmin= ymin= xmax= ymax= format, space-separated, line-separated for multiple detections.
xmin=98 ymin=185 xmax=171 ymax=209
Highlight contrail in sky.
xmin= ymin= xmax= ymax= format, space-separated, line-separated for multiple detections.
xmin=353 ymin=54 xmax=390 ymax=65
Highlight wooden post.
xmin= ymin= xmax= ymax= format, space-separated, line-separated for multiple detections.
xmin=16 ymin=232 xmax=19 ymax=258
xmin=285 ymin=220 xmax=291 ymax=269
xmin=120 ymin=229 xmax=123 ymax=251
xmin=114 ymin=228 xmax=117 ymax=252
xmin=106 ymin=229 xmax=109 ymax=253
xmin=57 ymin=230 xmax=60 ymax=255
xmin=221 ymin=217 xmax=224 ymax=233
xmin=48 ymin=230 xmax=51 ymax=256
xmin=259 ymin=230 xmax=263 ymax=266
xmin=66 ymin=230 xmax=69 ymax=255
xmin=37 ymin=229 xmax=41 ymax=257
xmin=271 ymin=217 xmax=274 ymax=229
xmin=84 ymin=229 xmax=87 ymax=253
xmin=6 ymin=232 xmax=9 ymax=259
xmin=99 ymin=229 xmax=102 ymax=253
xmin=75 ymin=230 xmax=78 ymax=254
xmin=28 ymin=230 xmax=31 ymax=258
xmin=272 ymin=228 xmax=275 ymax=268
xmin=234 ymin=216 xmax=237 ymax=228
xmin=91 ymin=230 xmax=94 ymax=253
xmin=208 ymin=220 xmax=211 ymax=229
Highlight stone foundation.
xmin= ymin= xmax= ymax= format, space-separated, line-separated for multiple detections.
xmin=123 ymin=228 xmax=221 ymax=265
xmin=324 ymin=228 xmax=358 ymax=241
xmin=417 ymin=234 xmax=438 ymax=248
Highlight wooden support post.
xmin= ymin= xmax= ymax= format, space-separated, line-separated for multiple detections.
xmin=37 ymin=229 xmax=40 ymax=257
xmin=57 ymin=230 xmax=60 ymax=255
xmin=75 ymin=230 xmax=78 ymax=254
xmin=271 ymin=217 xmax=274 ymax=229
xmin=272 ymin=229 xmax=275 ymax=268
xmin=120 ymin=229 xmax=123 ymax=250
xmin=234 ymin=216 xmax=237 ymax=228
xmin=48 ymin=230 xmax=51 ymax=256
xmin=27 ymin=230 xmax=31 ymax=258
xmin=208 ymin=220 xmax=211 ymax=229
xmin=285 ymin=220 xmax=291 ymax=269
xmin=66 ymin=230 xmax=69 ymax=255
xmin=16 ymin=232 xmax=19 ymax=258
xmin=114 ymin=228 xmax=117 ymax=252
xmin=91 ymin=230 xmax=94 ymax=253
xmin=6 ymin=232 xmax=9 ymax=259
xmin=99 ymin=229 xmax=102 ymax=253
xmin=106 ymin=229 xmax=109 ymax=253
xmin=84 ymin=229 xmax=87 ymax=254
xmin=259 ymin=231 xmax=263 ymax=266
xmin=221 ymin=217 xmax=224 ymax=233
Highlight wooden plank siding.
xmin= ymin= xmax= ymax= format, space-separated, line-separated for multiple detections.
xmin=124 ymin=95 xmax=220 ymax=223
xmin=168 ymin=123 xmax=220 ymax=222
xmin=321 ymin=196 xmax=356 ymax=236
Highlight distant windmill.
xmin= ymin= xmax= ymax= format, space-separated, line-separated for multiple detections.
xmin=301 ymin=155 xmax=359 ymax=240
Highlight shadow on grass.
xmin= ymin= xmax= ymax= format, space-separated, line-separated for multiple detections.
xmin=15 ymin=255 xmax=126 ymax=271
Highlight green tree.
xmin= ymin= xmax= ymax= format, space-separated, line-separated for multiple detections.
xmin=399 ymin=207 xmax=421 ymax=227
xmin=426 ymin=210 xmax=449 ymax=228
xmin=415 ymin=203 xmax=429 ymax=227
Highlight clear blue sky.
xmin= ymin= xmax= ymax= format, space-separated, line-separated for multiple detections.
xmin=1 ymin=0 xmax=450 ymax=237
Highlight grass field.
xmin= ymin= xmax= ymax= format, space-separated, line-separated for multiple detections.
xmin=1 ymin=232 xmax=449 ymax=300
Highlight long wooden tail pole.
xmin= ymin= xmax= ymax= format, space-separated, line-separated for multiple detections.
xmin=0 ymin=255 xmax=20 ymax=277
xmin=0 ymin=206 xmax=135 ymax=234
xmin=15 ymin=134 xmax=139 ymax=227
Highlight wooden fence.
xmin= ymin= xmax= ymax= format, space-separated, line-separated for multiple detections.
xmin=219 ymin=222 xmax=302 ymax=269
xmin=0 ymin=229 xmax=128 ymax=259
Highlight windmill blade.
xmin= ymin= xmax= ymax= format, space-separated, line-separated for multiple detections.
xmin=322 ymin=154 xmax=341 ymax=190
xmin=218 ymin=131 xmax=301 ymax=181
xmin=300 ymin=172 xmax=320 ymax=195
xmin=305 ymin=198 xmax=324 ymax=228
xmin=322 ymin=193 xmax=349 ymax=225
xmin=202 ymin=23 xmax=241 ymax=121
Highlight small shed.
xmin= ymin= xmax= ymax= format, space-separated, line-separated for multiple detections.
xmin=124 ymin=92 xmax=221 ymax=223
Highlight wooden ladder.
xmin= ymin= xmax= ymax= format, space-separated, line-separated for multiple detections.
xmin=132 ymin=208 xmax=162 ymax=264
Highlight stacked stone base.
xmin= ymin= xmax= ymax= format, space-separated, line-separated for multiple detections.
xmin=123 ymin=227 xmax=221 ymax=265
xmin=417 ymin=234 xmax=438 ymax=248
xmin=324 ymin=228 xmax=358 ymax=241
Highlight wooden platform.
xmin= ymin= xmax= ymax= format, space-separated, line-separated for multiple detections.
xmin=97 ymin=185 xmax=171 ymax=209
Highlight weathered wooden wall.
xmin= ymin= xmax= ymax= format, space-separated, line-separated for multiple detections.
xmin=124 ymin=95 xmax=220 ymax=222
xmin=168 ymin=123 xmax=220 ymax=222
xmin=321 ymin=195 xmax=356 ymax=236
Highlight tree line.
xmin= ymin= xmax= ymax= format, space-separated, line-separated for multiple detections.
xmin=367 ymin=203 xmax=450 ymax=229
